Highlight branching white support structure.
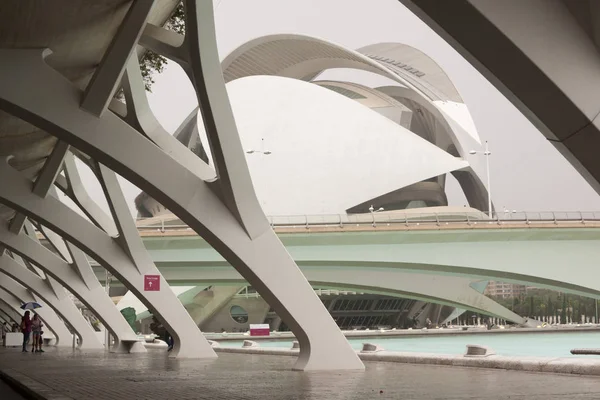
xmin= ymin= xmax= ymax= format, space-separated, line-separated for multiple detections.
xmin=0 ymin=157 xmax=213 ymax=358
xmin=81 ymin=0 xmax=155 ymax=117
xmin=0 ymin=271 xmax=72 ymax=346
xmin=6 ymin=224 xmax=143 ymax=352
xmin=0 ymin=0 xmax=363 ymax=370
xmin=0 ymin=250 xmax=103 ymax=349
xmin=29 ymin=220 xmax=146 ymax=354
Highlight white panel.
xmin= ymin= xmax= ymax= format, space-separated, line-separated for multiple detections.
xmin=220 ymin=75 xmax=468 ymax=215
xmin=434 ymin=100 xmax=481 ymax=145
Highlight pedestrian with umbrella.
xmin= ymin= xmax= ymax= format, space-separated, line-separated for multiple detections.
xmin=20 ymin=311 xmax=31 ymax=352
xmin=31 ymin=314 xmax=44 ymax=353
xmin=20 ymin=302 xmax=41 ymax=353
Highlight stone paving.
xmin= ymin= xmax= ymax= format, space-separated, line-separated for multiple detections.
xmin=0 ymin=378 xmax=26 ymax=400
xmin=2 ymin=348 xmax=600 ymax=399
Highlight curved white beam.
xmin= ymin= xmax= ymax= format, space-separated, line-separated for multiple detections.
xmin=0 ymin=49 xmax=361 ymax=370
xmin=220 ymin=34 xmax=426 ymax=100
xmin=0 ymin=161 xmax=205 ymax=358
xmin=400 ymin=0 xmax=600 ymax=192
xmin=0 ymin=253 xmax=103 ymax=349
xmin=105 ymin=266 xmax=524 ymax=324
xmin=26 ymin=220 xmax=145 ymax=353
xmin=0 ymin=271 xmax=72 ymax=346
xmin=0 ymin=2 xmax=364 ymax=370
xmin=224 ymin=76 xmax=469 ymax=215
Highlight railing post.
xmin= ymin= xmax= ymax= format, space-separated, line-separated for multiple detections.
xmin=526 ymin=213 xmax=530 ymax=226
xmin=435 ymin=213 xmax=439 ymax=227
xmin=305 ymin=215 xmax=309 ymax=229
xmin=552 ymin=212 xmax=557 ymax=225
xmin=339 ymin=214 xmax=343 ymax=229
xmin=466 ymin=213 xmax=471 ymax=226
xmin=160 ymin=217 xmax=165 ymax=233
xmin=581 ymin=211 xmax=585 ymax=224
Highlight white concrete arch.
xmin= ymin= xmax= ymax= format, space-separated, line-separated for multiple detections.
xmin=400 ymin=0 xmax=600 ymax=193
xmin=376 ymin=85 xmax=490 ymax=211
xmin=220 ymin=34 xmax=482 ymax=152
xmin=0 ymin=251 xmax=103 ymax=350
xmin=356 ymin=42 xmax=463 ymax=103
xmin=375 ymin=86 xmax=478 ymax=158
xmin=119 ymin=266 xmax=524 ymax=325
xmin=221 ymin=34 xmax=435 ymax=104
xmin=0 ymin=220 xmax=144 ymax=353
xmin=0 ymin=161 xmax=206 ymax=358
xmin=0 ymin=48 xmax=361 ymax=373
xmin=223 ymin=75 xmax=469 ymax=215
xmin=0 ymin=270 xmax=72 ymax=347
xmin=219 ymin=34 xmax=488 ymax=213
xmin=313 ymin=80 xmax=412 ymax=118
xmin=0 ymin=0 xmax=364 ymax=370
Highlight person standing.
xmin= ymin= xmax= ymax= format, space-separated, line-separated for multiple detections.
xmin=20 ymin=311 xmax=32 ymax=352
xmin=31 ymin=314 xmax=43 ymax=353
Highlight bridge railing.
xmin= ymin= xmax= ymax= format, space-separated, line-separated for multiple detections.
xmin=135 ymin=211 xmax=600 ymax=232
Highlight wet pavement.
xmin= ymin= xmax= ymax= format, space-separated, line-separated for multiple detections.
xmin=0 ymin=379 xmax=26 ymax=400
xmin=1 ymin=347 xmax=600 ymax=399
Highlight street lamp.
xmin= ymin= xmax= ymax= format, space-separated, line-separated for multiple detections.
xmin=369 ymin=205 xmax=384 ymax=213
xmin=246 ymin=138 xmax=272 ymax=155
xmin=369 ymin=205 xmax=384 ymax=227
xmin=469 ymin=141 xmax=492 ymax=219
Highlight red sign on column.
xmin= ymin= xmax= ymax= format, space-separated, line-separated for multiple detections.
xmin=144 ymin=275 xmax=160 ymax=291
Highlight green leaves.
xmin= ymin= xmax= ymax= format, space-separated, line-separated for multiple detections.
xmin=140 ymin=1 xmax=185 ymax=92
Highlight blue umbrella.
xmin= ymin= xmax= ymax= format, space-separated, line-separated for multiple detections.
xmin=20 ymin=302 xmax=42 ymax=310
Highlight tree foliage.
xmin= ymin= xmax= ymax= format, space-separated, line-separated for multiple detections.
xmin=140 ymin=1 xmax=185 ymax=91
xmin=487 ymin=288 xmax=599 ymax=323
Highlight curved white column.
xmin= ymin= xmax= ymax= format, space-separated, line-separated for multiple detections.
xmin=0 ymin=272 xmax=72 ymax=346
xmin=31 ymin=220 xmax=145 ymax=353
xmin=0 ymin=226 xmax=141 ymax=352
xmin=0 ymin=253 xmax=103 ymax=349
xmin=400 ymin=0 xmax=600 ymax=192
xmin=0 ymin=161 xmax=212 ymax=358
xmin=0 ymin=1 xmax=363 ymax=370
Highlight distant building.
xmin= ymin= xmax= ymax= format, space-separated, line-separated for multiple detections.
xmin=485 ymin=281 xmax=527 ymax=299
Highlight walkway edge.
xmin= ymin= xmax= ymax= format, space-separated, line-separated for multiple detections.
xmin=0 ymin=368 xmax=74 ymax=400
xmin=214 ymin=347 xmax=600 ymax=376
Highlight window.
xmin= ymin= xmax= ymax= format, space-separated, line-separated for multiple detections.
xmin=229 ymin=305 xmax=248 ymax=324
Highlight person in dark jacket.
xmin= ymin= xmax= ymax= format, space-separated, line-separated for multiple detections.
xmin=20 ymin=311 xmax=32 ymax=352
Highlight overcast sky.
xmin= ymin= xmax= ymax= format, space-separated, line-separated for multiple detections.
xmin=93 ymin=0 xmax=600 ymax=217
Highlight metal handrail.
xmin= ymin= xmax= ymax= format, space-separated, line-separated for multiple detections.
xmin=135 ymin=211 xmax=600 ymax=231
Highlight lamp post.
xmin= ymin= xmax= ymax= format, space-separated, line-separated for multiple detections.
xmin=469 ymin=141 xmax=492 ymax=219
xmin=245 ymin=138 xmax=271 ymax=211
xmin=369 ymin=205 xmax=384 ymax=227
xmin=245 ymin=138 xmax=272 ymax=156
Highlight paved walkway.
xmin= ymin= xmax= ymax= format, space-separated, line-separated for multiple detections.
xmin=2 ymin=348 xmax=600 ymax=399
xmin=0 ymin=379 xmax=26 ymax=400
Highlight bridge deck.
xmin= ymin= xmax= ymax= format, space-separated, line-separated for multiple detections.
xmin=136 ymin=221 xmax=600 ymax=237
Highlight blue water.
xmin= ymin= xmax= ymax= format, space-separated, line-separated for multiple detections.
xmin=218 ymin=331 xmax=600 ymax=358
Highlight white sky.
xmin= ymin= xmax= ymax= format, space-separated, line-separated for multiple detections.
xmin=82 ymin=0 xmax=600 ymax=216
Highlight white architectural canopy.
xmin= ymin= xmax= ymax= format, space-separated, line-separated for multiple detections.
xmin=209 ymin=75 xmax=469 ymax=215
xmin=141 ymin=33 xmax=490 ymax=217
